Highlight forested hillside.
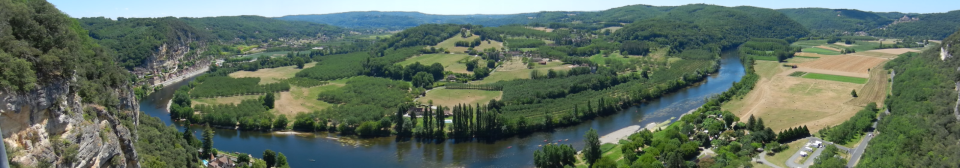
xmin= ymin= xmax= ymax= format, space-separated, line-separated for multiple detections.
xmin=79 ymin=16 xmax=349 ymax=70
xmin=868 ymin=10 xmax=960 ymax=39
xmin=278 ymin=11 xmax=517 ymax=30
xmin=857 ymin=30 xmax=960 ymax=167
xmin=777 ymin=8 xmax=895 ymax=34
xmin=1 ymin=0 xmax=199 ymax=167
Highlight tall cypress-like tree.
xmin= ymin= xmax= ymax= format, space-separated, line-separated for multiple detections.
xmin=583 ymin=128 xmax=601 ymax=165
xmin=755 ymin=118 xmax=766 ymax=132
xmin=395 ymin=104 xmax=407 ymax=135
xmin=263 ymin=149 xmax=277 ymax=167
xmin=263 ymin=92 xmax=276 ymax=109
xmin=202 ymin=125 xmax=214 ymax=157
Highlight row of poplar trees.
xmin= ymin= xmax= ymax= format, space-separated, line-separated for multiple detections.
xmin=393 ymin=102 xmax=506 ymax=140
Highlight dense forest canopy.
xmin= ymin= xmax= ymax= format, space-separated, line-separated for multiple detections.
xmin=1 ymin=0 xmax=201 ymax=167
xmin=0 ymin=0 xmax=130 ymax=106
xmin=858 ymin=30 xmax=960 ymax=167
xmin=778 ymin=8 xmax=896 ymax=34
xmin=78 ymin=15 xmax=348 ymax=70
xmin=278 ymin=11 xmax=517 ymax=30
xmin=868 ymin=10 xmax=960 ymax=39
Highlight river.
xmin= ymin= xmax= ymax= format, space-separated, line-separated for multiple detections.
xmin=139 ymin=51 xmax=745 ymax=167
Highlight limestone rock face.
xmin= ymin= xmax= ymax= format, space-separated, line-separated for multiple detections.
xmin=1 ymin=77 xmax=140 ymax=168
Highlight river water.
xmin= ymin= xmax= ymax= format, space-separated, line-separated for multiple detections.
xmin=139 ymin=52 xmax=744 ymax=167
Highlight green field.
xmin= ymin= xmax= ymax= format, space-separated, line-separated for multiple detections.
xmin=589 ymin=53 xmax=645 ymax=65
xmin=791 ymin=40 xmax=828 ymax=48
xmin=474 ymin=61 xmax=571 ymax=84
xmin=517 ymin=48 xmax=539 ymax=52
xmin=397 ymin=54 xmax=473 ymax=73
xmin=794 ymin=56 xmax=820 ymax=59
xmin=431 ymin=34 xmax=502 ymax=53
xmin=416 ymin=88 xmax=502 ymax=108
xmin=788 ymin=71 xmax=807 ymax=77
xmin=748 ymin=54 xmax=779 ymax=61
xmin=840 ymin=41 xmax=882 ymax=52
xmin=801 ymin=47 xmax=841 ymax=55
xmin=801 ymin=73 xmax=867 ymax=84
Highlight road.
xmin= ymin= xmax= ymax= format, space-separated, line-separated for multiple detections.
xmin=782 ymin=116 xmax=879 ymax=168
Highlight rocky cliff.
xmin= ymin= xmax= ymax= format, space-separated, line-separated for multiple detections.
xmin=134 ymin=34 xmax=211 ymax=87
xmin=1 ymin=76 xmax=141 ymax=167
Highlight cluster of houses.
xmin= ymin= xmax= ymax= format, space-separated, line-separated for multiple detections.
xmin=201 ymin=151 xmax=252 ymax=168
xmin=404 ymin=105 xmax=453 ymax=117
xmin=799 ymin=140 xmax=824 ymax=157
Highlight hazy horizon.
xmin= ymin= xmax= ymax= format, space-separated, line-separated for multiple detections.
xmin=50 ymin=0 xmax=958 ymax=19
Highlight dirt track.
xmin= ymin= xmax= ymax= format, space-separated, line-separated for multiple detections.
xmin=847 ymin=62 xmax=889 ymax=107
xmin=726 ymin=61 xmax=863 ymax=133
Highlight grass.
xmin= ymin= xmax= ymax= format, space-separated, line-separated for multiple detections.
xmin=794 ymin=56 xmax=820 ymax=59
xmin=517 ymin=48 xmax=539 ymax=52
xmin=474 ymin=59 xmax=571 ymax=84
xmin=191 ymin=95 xmax=262 ymax=107
xmin=430 ymin=34 xmax=503 ymax=54
xmin=396 ymin=54 xmax=473 ymax=73
xmin=601 ymin=27 xmax=623 ymax=33
xmin=754 ymin=61 xmax=785 ymax=79
xmin=788 ymin=71 xmax=807 ymax=77
xmin=748 ymin=55 xmax=779 ymax=61
xmin=358 ymin=34 xmax=392 ymax=40
xmin=791 ymin=40 xmax=828 ymax=48
xmin=590 ymin=53 xmax=638 ymax=65
xmin=838 ymin=133 xmax=864 ymax=148
xmin=416 ymin=88 xmax=502 ymax=107
xmin=801 ymin=73 xmax=868 ymax=84
xmin=228 ymin=62 xmax=317 ymax=84
xmin=842 ymin=41 xmax=882 ymax=52
xmin=802 ymin=47 xmax=841 ymax=55
xmin=766 ymin=140 xmax=806 ymax=168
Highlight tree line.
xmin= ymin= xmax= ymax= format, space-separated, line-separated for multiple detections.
xmin=189 ymin=76 xmax=290 ymax=98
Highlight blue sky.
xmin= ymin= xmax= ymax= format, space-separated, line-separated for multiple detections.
xmin=50 ymin=0 xmax=959 ymax=18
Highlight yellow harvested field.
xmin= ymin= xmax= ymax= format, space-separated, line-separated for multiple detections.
xmin=795 ymin=52 xmax=831 ymax=57
xmin=722 ymin=61 xmax=864 ymax=133
xmin=797 ymin=55 xmax=888 ymax=76
xmin=273 ymin=85 xmax=341 ymax=117
xmin=847 ymin=63 xmax=889 ymax=107
xmin=866 ymin=48 xmax=919 ymax=54
xmin=228 ymin=62 xmax=317 ymax=84
xmin=416 ymin=88 xmax=502 ymax=107
xmin=832 ymin=42 xmax=852 ymax=47
xmin=527 ymin=27 xmax=554 ymax=32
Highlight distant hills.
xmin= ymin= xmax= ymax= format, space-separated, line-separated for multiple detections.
xmin=277 ymin=11 xmax=526 ymax=30
xmin=277 ymin=5 xmax=960 ymax=39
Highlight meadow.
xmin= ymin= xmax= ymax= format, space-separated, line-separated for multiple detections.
xmin=396 ymin=54 xmax=473 ymax=73
xmin=801 ymin=73 xmax=868 ymax=84
xmin=416 ymin=88 xmax=502 ymax=107
xmin=801 ymin=47 xmax=841 ymax=55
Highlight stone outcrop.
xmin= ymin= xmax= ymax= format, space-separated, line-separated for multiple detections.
xmin=128 ymin=33 xmax=211 ymax=87
xmin=1 ymin=76 xmax=140 ymax=167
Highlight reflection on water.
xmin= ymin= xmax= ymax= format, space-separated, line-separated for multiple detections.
xmin=139 ymin=51 xmax=745 ymax=167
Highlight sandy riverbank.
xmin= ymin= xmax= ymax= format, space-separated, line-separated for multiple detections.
xmin=599 ymin=108 xmax=699 ymax=144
